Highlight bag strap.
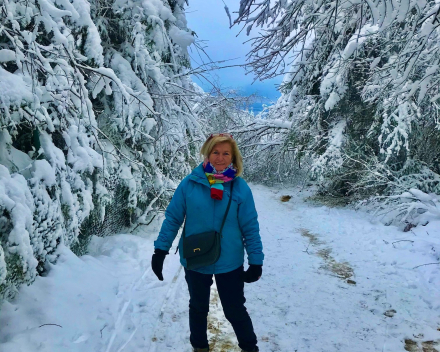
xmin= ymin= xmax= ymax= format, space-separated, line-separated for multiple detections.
xmin=182 ymin=180 xmax=234 ymax=239
xmin=218 ymin=180 xmax=234 ymax=236
xmin=177 ymin=182 xmax=234 ymax=255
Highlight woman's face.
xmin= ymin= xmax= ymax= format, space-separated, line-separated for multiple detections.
xmin=208 ymin=142 xmax=233 ymax=171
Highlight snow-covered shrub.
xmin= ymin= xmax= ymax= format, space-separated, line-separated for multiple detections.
xmin=0 ymin=165 xmax=36 ymax=300
xmin=358 ymin=189 xmax=440 ymax=230
xmin=355 ymin=161 xmax=440 ymax=227
xmin=28 ymin=159 xmax=64 ymax=272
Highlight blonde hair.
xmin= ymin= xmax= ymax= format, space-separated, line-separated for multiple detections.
xmin=200 ymin=135 xmax=243 ymax=176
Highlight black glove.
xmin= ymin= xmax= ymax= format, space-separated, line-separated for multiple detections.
xmin=243 ymin=264 xmax=262 ymax=283
xmin=151 ymin=248 xmax=169 ymax=281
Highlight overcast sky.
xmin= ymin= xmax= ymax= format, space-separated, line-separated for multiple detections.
xmin=185 ymin=0 xmax=282 ymax=105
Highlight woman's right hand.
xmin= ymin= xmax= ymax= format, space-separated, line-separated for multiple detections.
xmin=151 ymin=248 xmax=169 ymax=281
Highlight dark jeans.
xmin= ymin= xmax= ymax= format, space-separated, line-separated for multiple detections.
xmin=184 ymin=265 xmax=257 ymax=351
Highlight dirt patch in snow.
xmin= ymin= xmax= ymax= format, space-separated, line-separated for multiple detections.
xmin=404 ymin=338 xmax=440 ymax=352
xmin=208 ymin=287 xmax=241 ymax=352
xmin=300 ymin=228 xmax=354 ymax=281
xmin=280 ymin=195 xmax=292 ymax=202
xmin=305 ymin=194 xmax=350 ymax=208
xmin=317 ymin=247 xmax=354 ymax=279
xmin=299 ymin=228 xmax=322 ymax=245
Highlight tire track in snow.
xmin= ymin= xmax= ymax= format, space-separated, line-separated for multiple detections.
xmin=148 ymin=265 xmax=184 ymax=352
xmin=105 ymin=266 xmax=153 ymax=352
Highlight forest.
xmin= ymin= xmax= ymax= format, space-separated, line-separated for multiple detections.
xmin=1 ymin=0 xmax=439 ymax=303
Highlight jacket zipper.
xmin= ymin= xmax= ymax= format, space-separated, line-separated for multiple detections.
xmin=189 ymin=174 xmax=232 ymax=273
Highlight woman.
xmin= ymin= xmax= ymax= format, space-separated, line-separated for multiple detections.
xmin=152 ymin=133 xmax=264 ymax=352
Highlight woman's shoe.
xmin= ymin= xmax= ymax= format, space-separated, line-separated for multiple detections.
xmin=241 ymin=347 xmax=259 ymax=352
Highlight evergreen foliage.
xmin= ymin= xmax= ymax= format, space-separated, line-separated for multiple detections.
xmin=233 ymin=0 xmax=440 ymax=222
xmin=0 ymin=0 xmax=203 ymax=300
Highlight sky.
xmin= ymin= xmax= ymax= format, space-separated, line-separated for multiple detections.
xmin=185 ymin=0 xmax=283 ymax=111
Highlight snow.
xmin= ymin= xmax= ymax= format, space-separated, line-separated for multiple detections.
xmin=31 ymin=160 xmax=56 ymax=187
xmin=119 ymin=163 xmax=137 ymax=209
xmin=39 ymin=131 xmax=66 ymax=170
xmin=379 ymin=101 xmax=414 ymax=162
xmin=324 ymin=91 xmax=340 ymax=111
xmin=36 ymin=0 xmax=104 ymax=64
xmin=370 ymin=57 xmax=381 ymax=69
xmin=141 ymin=0 xmax=175 ymax=21
xmin=0 ymin=246 xmax=6 ymax=285
xmin=63 ymin=125 xmax=103 ymax=173
xmin=223 ymin=4 xmax=232 ymax=27
xmin=38 ymin=0 xmax=72 ymax=19
xmin=393 ymin=189 xmax=440 ymax=223
xmin=1 ymin=184 xmax=439 ymax=352
xmin=0 ymin=165 xmax=37 ymax=285
xmin=142 ymin=118 xmax=156 ymax=134
xmin=408 ymin=189 xmax=437 ymax=203
xmin=342 ymin=25 xmax=379 ymax=60
xmin=312 ymin=120 xmax=346 ymax=176
xmin=254 ymin=118 xmax=292 ymax=129
xmin=235 ymin=0 xmax=440 ymax=187
xmin=92 ymin=76 xmax=107 ymax=99
xmin=320 ymin=58 xmax=347 ymax=111
xmin=0 ymin=67 xmax=34 ymax=107
xmin=0 ymin=49 xmax=16 ymax=62
xmin=169 ymin=25 xmax=195 ymax=49
xmin=70 ymin=0 xmax=104 ymax=65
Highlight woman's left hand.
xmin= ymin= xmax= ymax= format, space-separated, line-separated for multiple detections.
xmin=243 ymin=264 xmax=262 ymax=283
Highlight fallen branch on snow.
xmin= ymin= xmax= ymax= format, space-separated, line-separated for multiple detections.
xmin=413 ymin=262 xmax=440 ymax=269
xmin=39 ymin=324 xmax=62 ymax=328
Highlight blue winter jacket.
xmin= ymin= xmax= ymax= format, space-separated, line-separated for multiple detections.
xmin=154 ymin=163 xmax=264 ymax=274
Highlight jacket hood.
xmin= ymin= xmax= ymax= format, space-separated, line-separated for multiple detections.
xmin=189 ymin=163 xmax=210 ymax=187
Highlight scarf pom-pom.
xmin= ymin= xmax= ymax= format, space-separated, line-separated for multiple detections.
xmin=210 ymin=183 xmax=223 ymax=200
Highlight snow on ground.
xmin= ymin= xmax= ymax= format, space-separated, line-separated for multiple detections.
xmin=0 ymin=184 xmax=439 ymax=352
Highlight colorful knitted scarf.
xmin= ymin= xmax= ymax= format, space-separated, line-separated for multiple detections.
xmin=203 ymin=161 xmax=237 ymax=200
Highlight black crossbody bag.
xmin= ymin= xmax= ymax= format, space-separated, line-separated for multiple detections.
xmin=182 ymin=181 xmax=234 ymax=270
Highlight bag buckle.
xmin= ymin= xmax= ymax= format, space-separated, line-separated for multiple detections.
xmin=193 ymin=248 xmax=201 ymax=252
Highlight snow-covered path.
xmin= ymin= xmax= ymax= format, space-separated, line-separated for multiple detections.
xmin=0 ymin=185 xmax=439 ymax=352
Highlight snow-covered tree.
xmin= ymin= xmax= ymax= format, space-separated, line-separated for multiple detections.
xmin=193 ymin=88 xmax=256 ymax=134
xmin=0 ymin=0 xmax=203 ymax=300
xmin=233 ymin=0 xmax=440 ymax=205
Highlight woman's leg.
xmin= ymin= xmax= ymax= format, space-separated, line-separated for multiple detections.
xmin=215 ymin=266 xmax=258 ymax=351
xmin=184 ymin=268 xmax=213 ymax=349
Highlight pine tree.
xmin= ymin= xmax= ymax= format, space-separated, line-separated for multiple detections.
xmin=0 ymin=0 xmax=202 ymax=301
